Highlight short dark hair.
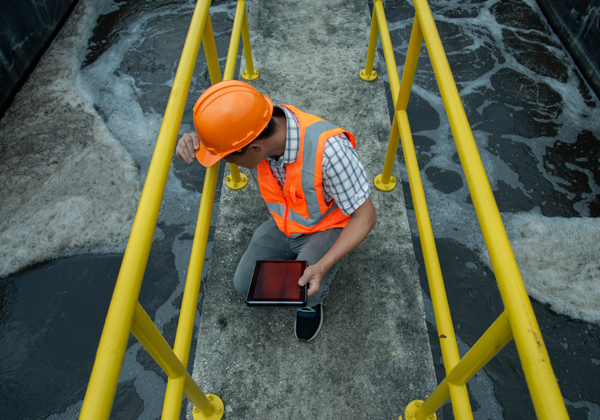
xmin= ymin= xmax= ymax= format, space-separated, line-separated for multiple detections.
xmin=227 ymin=107 xmax=284 ymax=157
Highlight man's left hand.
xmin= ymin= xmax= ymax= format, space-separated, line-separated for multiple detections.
xmin=298 ymin=264 xmax=327 ymax=297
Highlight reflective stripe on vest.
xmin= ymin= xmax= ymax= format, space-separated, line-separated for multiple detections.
xmin=250 ymin=127 xmax=340 ymax=225
xmin=249 ymin=112 xmax=354 ymax=237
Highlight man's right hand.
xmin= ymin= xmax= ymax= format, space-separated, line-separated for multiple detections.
xmin=175 ymin=132 xmax=199 ymax=164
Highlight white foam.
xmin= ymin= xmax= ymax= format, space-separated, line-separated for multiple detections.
xmin=484 ymin=214 xmax=600 ymax=325
xmin=77 ymin=16 xmax=165 ymax=177
xmin=76 ymin=1 xmax=204 ymax=223
xmin=0 ymin=0 xmax=141 ymax=278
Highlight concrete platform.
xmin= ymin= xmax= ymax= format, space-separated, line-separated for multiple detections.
xmin=190 ymin=0 xmax=437 ymax=418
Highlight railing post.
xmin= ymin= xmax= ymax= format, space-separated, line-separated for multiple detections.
xmin=241 ymin=4 xmax=259 ymax=81
xmin=374 ymin=113 xmax=399 ymax=191
xmin=131 ymin=304 xmax=224 ymax=420
xmin=226 ymin=163 xmax=248 ymax=190
xmin=202 ymin=14 xmax=223 ymax=85
xmin=222 ymin=0 xmax=250 ymax=190
xmin=162 ymin=162 xmax=222 ymax=419
xmin=360 ymin=2 xmax=379 ymax=82
xmin=372 ymin=0 xmax=400 ymax=98
xmin=374 ymin=15 xmax=422 ymax=192
xmin=407 ymin=312 xmax=513 ymax=420
xmin=396 ymin=16 xmax=423 ymax=112
xmin=395 ymin=110 xmax=472 ymax=420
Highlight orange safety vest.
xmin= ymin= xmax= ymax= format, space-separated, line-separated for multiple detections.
xmin=249 ymin=105 xmax=357 ymax=238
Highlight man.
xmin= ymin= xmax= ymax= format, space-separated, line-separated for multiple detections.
xmin=176 ymin=80 xmax=376 ymax=341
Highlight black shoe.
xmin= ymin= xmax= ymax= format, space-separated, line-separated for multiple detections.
xmin=294 ymin=304 xmax=323 ymax=341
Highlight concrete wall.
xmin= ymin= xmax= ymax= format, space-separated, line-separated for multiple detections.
xmin=0 ymin=0 xmax=79 ymax=117
xmin=536 ymin=0 xmax=600 ymax=99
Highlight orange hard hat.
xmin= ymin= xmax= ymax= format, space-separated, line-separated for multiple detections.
xmin=193 ymin=80 xmax=273 ymax=167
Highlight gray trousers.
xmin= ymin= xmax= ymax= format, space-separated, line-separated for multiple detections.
xmin=234 ymin=218 xmax=343 ymax=307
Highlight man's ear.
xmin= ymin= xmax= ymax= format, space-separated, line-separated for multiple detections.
xmin=247 ymin=140 xmax=264 ymax=154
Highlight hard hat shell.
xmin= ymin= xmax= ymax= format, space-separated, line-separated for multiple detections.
xmin=193 ymin=80 xmax=273 ymax=167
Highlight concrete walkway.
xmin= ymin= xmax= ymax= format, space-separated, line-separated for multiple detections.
xmin=191 ymin=0 xmax=437 ymax=418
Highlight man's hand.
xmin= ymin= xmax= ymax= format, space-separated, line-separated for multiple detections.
xmin=298 ymin=263 xmax=327 ymax=297
xmin=297 ymin=198 xmax=377 ymax=299
xmin=175 ymin=132 xmax=199 ymax=163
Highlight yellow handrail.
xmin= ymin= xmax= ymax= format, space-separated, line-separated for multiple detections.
xmin=80 ymin=1 xmax=258 ymax=419
xmin=361 ymin=1 xmax=569 ymax=419
xmin=396 ymin=108 xmax=473 ymax=419
xmin=224 ymin=0 xmax=253 ymax=191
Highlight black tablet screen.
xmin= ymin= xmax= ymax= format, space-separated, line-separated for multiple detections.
xmin=246 ymin=260 xmax=307 ymax=305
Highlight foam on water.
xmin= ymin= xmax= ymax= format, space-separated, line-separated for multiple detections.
xmin=0 ymin=0 xmax=141 ymax=279
xmin=0 ymin=0 xmax=219 ymax=280
xmin=77 ymin=0 xmax=209 ymax=226
xmin=77 ymin=5 xmax=177 ymax=177
xmin=482 ymin=214 xmax=600 ymax=324
xmin=388 ymin=0 xmax=600 ymax=324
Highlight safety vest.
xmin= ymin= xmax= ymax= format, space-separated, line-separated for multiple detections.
xmin=249 ymin=105 xmax=356 ymax=238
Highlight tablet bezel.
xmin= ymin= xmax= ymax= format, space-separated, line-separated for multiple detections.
xmin=245 ymin=260 xmax=308 ymax=307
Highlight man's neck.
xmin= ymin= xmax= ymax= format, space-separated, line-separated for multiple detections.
xmin=266 ymin=114 xmax=288 ymax=159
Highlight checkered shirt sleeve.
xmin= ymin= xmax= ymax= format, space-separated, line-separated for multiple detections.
xmin=322 ymin=135 xmax=370 ymax=215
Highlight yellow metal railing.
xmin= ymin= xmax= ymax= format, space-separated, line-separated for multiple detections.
xmin=361 ymin=1 xmax=570 ymax=420
xmin=79 ymin=1 xmax=257 ymax=419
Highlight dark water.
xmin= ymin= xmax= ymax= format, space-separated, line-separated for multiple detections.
xmin=536 ymin=0 xmax=600 ymax=98
xmin=0 ymin=255 xmax=131 ymax=419
xmin=1 ymin=0 xmax=599 ymax=419
xmin=0 ymin=221 xmax=204 ymax=420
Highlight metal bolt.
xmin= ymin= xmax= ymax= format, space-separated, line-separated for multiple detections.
xmin=226 ymin=176 xmax=231 ymax=181
xmin=406 ymin=414 xmax=413 ymax=419
xmin=416 ymin=401 xmax=422 ymax=407
xmin=207 ymin=395 xmax=213 ymax=401
xmin=217 ymin=408 xmax=223 ymax=414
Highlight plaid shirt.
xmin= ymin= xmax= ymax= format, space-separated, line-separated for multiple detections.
xmin=265 ymin=106 xmax=370 ymax=215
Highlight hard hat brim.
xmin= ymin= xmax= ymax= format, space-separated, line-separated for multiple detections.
xmin=195 ymin=144 xmax=223 ymax=167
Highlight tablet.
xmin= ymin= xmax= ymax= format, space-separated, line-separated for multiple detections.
xmin=246 ymin=260 xmax=308 ymax=307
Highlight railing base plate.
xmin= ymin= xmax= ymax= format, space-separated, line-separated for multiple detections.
xmin=360 ymin=69 xmax=377 ymax=81
xmin=374 ymin=173 xmax=396 ymax=191
xmin=242 ymin=69 xmax=260 ymax=81
xmin=226 ymin=173 xmax=248 ymax=190
xmin=405 ymin=400 xmax=436 ymax=420
xmin=192 ymin=395 xmax=225 ymax=420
